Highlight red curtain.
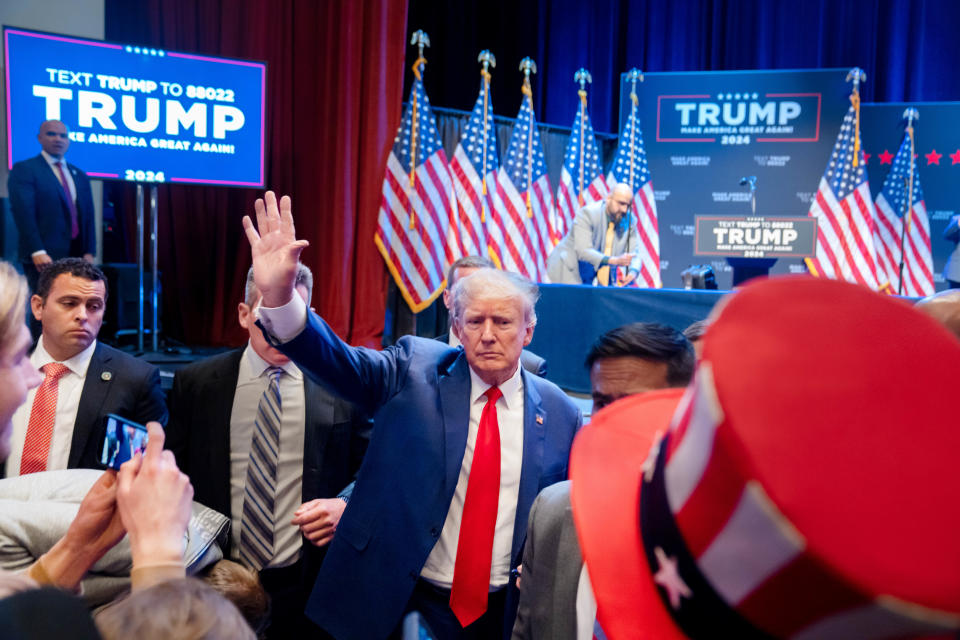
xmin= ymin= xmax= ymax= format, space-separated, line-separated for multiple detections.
xmin=105 ymin=0 xmax=408 ymax=347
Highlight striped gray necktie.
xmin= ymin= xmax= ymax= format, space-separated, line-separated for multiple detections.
xmin=239 ymin=365 xmax=283 ymax=570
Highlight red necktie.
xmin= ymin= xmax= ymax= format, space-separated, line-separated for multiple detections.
xmin=54 ymin=161 xmax=79 ymax=239
xmin=450 ymin=386 xmax=502 ymax=627
xmin=20 ymin=362 xmax=70 ymax=475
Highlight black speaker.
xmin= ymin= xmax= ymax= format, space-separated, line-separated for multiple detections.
xmin=100 ymin=263 xmax=162 ymax=340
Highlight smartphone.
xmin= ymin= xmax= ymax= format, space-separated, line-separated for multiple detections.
xmin=99 ymin=413 xmax=149 ymax=470
xmin=401 ymin=612 xmax=437 ymax=640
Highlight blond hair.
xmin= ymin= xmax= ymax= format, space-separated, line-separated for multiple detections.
xmin=200 ymin=560 xmax=269 ymax=633
xmin=0 ymin=261 xmax=28 ymax=352
xmin=95 ymin=578 xmax=255 ymax=640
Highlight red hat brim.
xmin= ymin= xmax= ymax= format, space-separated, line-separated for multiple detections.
xmin=570 ymin=388 xmax=688 ymax=640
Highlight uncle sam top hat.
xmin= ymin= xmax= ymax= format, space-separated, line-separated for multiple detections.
xmin=570 ymin=276 xmax=960 ymax=639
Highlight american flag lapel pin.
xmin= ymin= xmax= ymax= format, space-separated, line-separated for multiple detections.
xmin=536 ymin=415 xmax=543 ymax=424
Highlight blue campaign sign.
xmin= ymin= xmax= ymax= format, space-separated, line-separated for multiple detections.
xmin=860 ymin=102 xmax=960 ymax=290
xmin=4 ymin=27 xmax=265 ymax=187
xmin=618 ymin=69 xmax=851 ymax=289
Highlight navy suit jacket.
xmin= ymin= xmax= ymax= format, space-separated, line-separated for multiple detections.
xmin=2 ymin=341 xmax=169 ymax=477
xmin=273 ymin=312 xmax=582 ymax=640
xmin=8 ymin=154 xmax=96 ymax=260
xmin=67 ymin=342 xmax=168 ymax=470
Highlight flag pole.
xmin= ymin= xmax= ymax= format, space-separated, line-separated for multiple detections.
xmin=626 ymin=68 xmax=643 ymax=193
xmin=519 ymin=58 xmax=537 ymax=219
xmin=897 ymin=107 xmax=919 ymax=295
xmin=478 ymin=50 xmax=496 ymax=223
xmin=845 ymin=67 xmax=866 ymax=167
xmin=408 ymin=30 xmax=431 ymax=230
xmin=574 ymin=69 xmax=592 ymax=206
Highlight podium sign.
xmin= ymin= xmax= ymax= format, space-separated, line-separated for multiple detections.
xmin=694 ymin=216 xmax=817 ymax=258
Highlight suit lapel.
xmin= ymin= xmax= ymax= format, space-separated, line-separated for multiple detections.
xmin=437 ymin=352 xmax=471 ymax=495
xmin=35 ymin=155 xmax=71 ymax=212
xmin=68 ymin=343 xmax=112 ymax=468
xmin=512 ymin=369 xmax=546 ymax=561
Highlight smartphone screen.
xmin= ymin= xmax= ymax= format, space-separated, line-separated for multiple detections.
xmin=100 ymin=414 xmax=149 ymax=470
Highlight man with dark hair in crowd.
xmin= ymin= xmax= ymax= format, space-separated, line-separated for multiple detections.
xmin=5 ymin=258 xmax=166 ymax=477
xmin=682 ymin=319 xmax=710 ymax=360
xmin=0 ymin=260 xmax=206 ymax=638
xmin=513 ymin=322 xmax=693 ymax=640
xmin=440 ymin=256 xmax=547 ymax=377
xmin=165 ymin=264 xmax=371 ymax=639
xmin=243 ymin=192 xmax=580 ymax=640
xmin=585 ymin=322 xmax=695 ymax=413
xmin=8 ymin=121 xmax=96 ymax=296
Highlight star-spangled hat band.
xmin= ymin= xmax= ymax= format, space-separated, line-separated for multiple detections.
xmin=570 ymin=276 xmax=960 ymax=640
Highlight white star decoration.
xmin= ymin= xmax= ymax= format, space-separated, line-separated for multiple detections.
xmin=641 ymin=430 xmax=664 ymax=482
xmin=653 ymin=546 xmax=692 ymax=610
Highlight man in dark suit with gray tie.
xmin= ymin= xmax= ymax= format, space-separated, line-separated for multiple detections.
xmin=8 ymin=120 xmax=96 ymax=295
xmin=165 ymin=264 xmax=371 ymax=639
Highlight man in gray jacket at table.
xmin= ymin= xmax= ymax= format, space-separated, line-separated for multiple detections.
xmin=546 ymin=183 xmax=640 ymax=287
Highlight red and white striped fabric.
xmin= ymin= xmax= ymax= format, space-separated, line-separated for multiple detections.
xmin=555 ymin=98 xmax=608 ymax=238
xmin=447 ymin=76 xmax=499 ymax=263
xmin=606 ymin=101 xmax=660 ymax=288
xmin=872 ymin=128 xmax=934 ymax=296
xmin=488 ymin=87 xmax=554 ymax=281
xmin=374 ymin=64 xmax=455 ymax=312
xmin=659 ymin=362 xmax=958 ymax=638
xmin=805 ymin=106 xmax=885 ymax=290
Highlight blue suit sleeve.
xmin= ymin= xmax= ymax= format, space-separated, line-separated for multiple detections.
xmin=274 ymin=311 xmax=410 ymax=414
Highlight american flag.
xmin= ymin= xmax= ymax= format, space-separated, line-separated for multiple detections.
xmin=556 ymin=96 xmax=608 ymax=238
xmin=872 ymin=126 xmax=933 ymax=296
xmin=374 ymin=63 xmax=455 ymax=312
xmin=606 ymin=97 xmax=660 ymax=288
xmin=489 ymin=85 xmax=554 ymax=280
xmin=805 ymin=105 xmax=884 ymax=290
xmin=448 ymin=75 xmax=498 ymax=262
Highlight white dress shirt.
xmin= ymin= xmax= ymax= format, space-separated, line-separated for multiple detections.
xmin=420 ymin=363 xmax=525 ymax=589
xmin=6 ymin=337 xmax=97 ymax=476
xmin=258 ymin=294 xmax=526 ymax=588
xmin=576 ymin=564 xmax=599 ymax=640
xmin=229 ymin=344 xmax=306 ymax=569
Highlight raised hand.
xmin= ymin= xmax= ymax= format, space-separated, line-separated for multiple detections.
xmin=117 ymin=422 xmax=193 ymax=567
xmin=241 ymin=191 xmax=310 ymax=308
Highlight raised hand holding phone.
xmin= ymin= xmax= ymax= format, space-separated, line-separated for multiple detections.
xmin=116 ymin=422 xmax=193 ymax=568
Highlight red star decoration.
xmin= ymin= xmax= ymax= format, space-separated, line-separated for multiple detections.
xmin=926 ymin=149 xmax=943 ymax=165
xmin=878 ymin=150 xmax=894 ymax=164
xmin=950 ymin=149 xmax=960 ymax=165
xmin=862 ymin=152 xmax=871 ymax=164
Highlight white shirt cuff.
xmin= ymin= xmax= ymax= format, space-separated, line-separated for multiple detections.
xmin=256 ymin=292 xmax=308 ymax=342
xmin=31 ymin=250 xmax=49 ymax=258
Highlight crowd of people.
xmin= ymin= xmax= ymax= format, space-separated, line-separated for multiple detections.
xmin=0 ymin=184 xmax=958 ymax=640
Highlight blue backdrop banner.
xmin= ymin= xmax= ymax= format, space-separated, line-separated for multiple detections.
xmin=619 ymin=68 xmax=851 ymax=289
xmin=4 ymin=27 xmax=266 ymax=187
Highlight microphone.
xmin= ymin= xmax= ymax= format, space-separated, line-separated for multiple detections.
xmin=739 ymin=176 xmax=757 ymax=188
